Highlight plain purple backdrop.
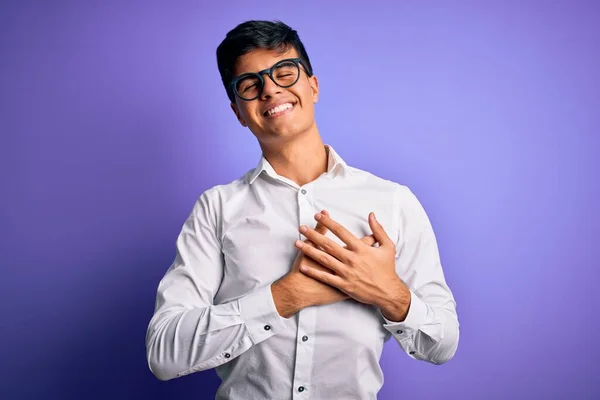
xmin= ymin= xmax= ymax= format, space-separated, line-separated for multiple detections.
xmin=1 ymin=1 xmax=599 ymax=399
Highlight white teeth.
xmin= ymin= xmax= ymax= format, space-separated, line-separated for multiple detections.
xmin=266 ymin=103 xmax=293 ymax=116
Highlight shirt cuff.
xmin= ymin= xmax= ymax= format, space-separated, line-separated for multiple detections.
xmin=238 ymin=284 xmax=287 ymax=345
xmin=381 ymin=290 xmax=428 ymax=340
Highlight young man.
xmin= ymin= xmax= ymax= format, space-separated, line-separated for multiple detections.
xmin=146 ymin=20 xmax=459 ymax=399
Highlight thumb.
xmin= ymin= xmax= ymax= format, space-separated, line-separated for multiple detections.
xmin=368 ymin=212 xmax=391 ymax=247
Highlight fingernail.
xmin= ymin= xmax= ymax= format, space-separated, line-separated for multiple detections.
xmin=299 ymin=225 xmax=307 ymax=233
xmin=300 ymin=265 xmax=309 ymax=272
xmin=314 ymin=213 xmax=322 ymax=220
xmin=295 ymin=240 xmax=304 ymax=248
xmin=372 ymin=213 xmax=377 ymax=220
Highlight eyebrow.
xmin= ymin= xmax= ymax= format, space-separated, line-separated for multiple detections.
xmin=234 ymin=57 xmax=296 ymax=77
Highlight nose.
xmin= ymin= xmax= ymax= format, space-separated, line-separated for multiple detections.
xmin=260 ymin=73 xmax=282 ymax=99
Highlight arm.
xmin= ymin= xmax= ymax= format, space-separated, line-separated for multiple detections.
xmin=145 ymin=190 xmax=288 ymax=381
xmin=380 ymin=185 xmax=459 ymax=365
xmin=271 ymin=278 xmax=304 ymax=318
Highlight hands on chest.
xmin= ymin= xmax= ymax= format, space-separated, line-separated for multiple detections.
xmin=271 ymin=210 xmax=411 ymax=322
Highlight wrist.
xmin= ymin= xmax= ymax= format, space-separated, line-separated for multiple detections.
xmin=378 ymin=279 xmax=411 ymax=322
xmin=271 ymin=277 xmax=302 ymax=318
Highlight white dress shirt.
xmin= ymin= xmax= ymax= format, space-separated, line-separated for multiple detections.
xmin=146 ymin=145 xmax=459 ymax=399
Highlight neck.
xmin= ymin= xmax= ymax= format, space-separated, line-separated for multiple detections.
xmin=259 ymin=130 xmax=328 ymax=187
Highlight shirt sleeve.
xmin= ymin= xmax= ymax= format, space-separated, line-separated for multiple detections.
xmin=145 ymin=189 xmax=288 ymax=381
xmin=380 ymin=185 xmax=460 ymax=365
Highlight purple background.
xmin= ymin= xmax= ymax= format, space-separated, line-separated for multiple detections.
xmin=1 ymin=1 xmax=599 ymax=399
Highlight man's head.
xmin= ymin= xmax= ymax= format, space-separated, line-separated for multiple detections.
xmin=216 ymin=20 xmax=320 ymax=145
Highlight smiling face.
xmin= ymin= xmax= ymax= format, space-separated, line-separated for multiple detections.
xmin=230 ymin=47 xmax=319 ymax=146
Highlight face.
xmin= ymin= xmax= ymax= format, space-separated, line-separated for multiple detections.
xmin=230 ymin=47 xmax=319 ymax=145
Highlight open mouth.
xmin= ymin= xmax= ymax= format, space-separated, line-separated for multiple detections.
xmin=263 ymin=102 xmax=296 ymax=118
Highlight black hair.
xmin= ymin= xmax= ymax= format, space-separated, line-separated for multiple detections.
xmin=216 ymin=20 xmax=314 ymax=102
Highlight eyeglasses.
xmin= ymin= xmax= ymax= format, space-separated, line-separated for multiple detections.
xmin=230 ymin=58 xmax=311 ymax=101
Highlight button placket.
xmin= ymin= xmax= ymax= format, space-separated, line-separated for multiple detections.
xmin=293 ymin=184 xmax=317 ymax=398
xmin=292 ymin=308 xmax=317 ymax=399
xmin=297 ymin=185 xmax=314 ymax=240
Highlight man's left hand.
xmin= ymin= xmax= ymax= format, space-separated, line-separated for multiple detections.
xmin=294 ymin=211 xmax=411 ymax=321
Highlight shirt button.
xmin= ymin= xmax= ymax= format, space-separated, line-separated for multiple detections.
xmin=298 ymin=386 xmax=305 ymax=392
xmin=396 ymin=330 xmax=403 ymax=334
xmin=264 ymin=325 xmax=271 ymax=331
xmin=302 ymin=335 xmax=308 ymax=342
xmin=300 ymin=189 xmax=307 ymax=195
xmin=224 ymin=353 xmax=231 ymax=358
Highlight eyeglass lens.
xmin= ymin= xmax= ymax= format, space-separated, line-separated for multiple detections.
xmin=235 ymin=60 xmax=300 ymax=100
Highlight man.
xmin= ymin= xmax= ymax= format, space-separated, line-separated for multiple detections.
xmin=146 ymin=20 xmax=459 ymax=399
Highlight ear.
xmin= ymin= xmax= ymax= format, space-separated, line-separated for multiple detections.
xmin=308 ymin=74 xmax=319 ymax=104
xmin=230 ymin=102 xmax=248 ymax=127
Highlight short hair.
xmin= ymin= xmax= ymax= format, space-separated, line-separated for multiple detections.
xmin=216 ymin=20 xmax=314 ymax=102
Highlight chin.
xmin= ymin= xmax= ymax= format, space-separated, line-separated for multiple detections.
xmin=262 ymin=129 xmax=298 ymax=142
xmin=262 ymin=121 xmax=306 ymax=136
xmin=250 ymin=117 xmax=315 ymax=143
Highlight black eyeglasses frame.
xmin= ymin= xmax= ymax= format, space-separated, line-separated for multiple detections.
xmin=230 ymin=58 xmax=312 ymax=101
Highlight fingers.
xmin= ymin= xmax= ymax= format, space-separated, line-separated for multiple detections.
xmin=306 ymin=234 xmax=375 ymax=252
xmin=313 ymin=212 xmax=361 ymax=249
xmin=360 ymin=234 xmax=377 ymax=247
xmin=303 ymin=211 xmax=328 ymax=247
xmin=295 ymin=240 xmax=347 ymax=277
xmin=314 ymin=211 xmax=329 ymax=237
xmin=300 ymin=212 xmax=379 ymax=257
xmin=368 ymin=212 xmax=393 ymax=248
xmin=300 ymin=224 xmax=349 ymax=262
xmin=304 ymin=210 xmax=327 ymax=246
xmin=299 ymin=263 xmax=346 ymax=291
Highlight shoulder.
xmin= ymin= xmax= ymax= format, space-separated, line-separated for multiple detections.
xmin=189 ymin=169 xmax=254 ymax=220
xmin=345 ymin=165 xmax=425 ymax=216
xmin=345 ymin=165 xmax=412 ymax=196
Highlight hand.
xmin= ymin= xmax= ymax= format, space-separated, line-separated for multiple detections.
xmin=274 ymin=211 xmax=377 ymax=316
xmin=290 ymin=210 xmax=377 ymax=306
xmin=294 ymin=211 xmax=410 ymax=319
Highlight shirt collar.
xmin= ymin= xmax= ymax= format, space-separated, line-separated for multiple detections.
xmin=247 ymin=144 xmax=351 ymax=184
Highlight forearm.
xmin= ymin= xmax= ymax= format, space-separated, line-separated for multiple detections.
xmin=416 ymin=305 xmax=459 ymax=364
xmin=271 ymin=273 xmax=347 ymax=317
xmin=146 ymin=304 xmax=244 ymax=380
xmin=146 ymin=285 xmax=286 ymax=380
xmin=377 ymin=278 xmax=411 ymax=322
xmin=271 ymin=278 xmax=302 ymax=318
xmin=383 ymin=184 xmax=460 ymax=365
xmin=382 ymin=290 xmax=459 ymax=365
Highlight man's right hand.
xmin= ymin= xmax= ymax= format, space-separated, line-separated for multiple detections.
xmin=272 ymin=211 xmax=377 ymax=318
